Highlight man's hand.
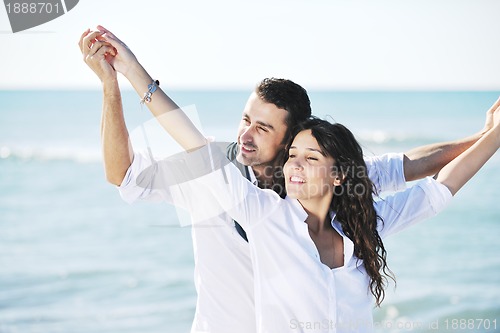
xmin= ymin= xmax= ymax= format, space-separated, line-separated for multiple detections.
xmin=436 ymin=96 xmax=500 ymax=196
xmin=79 ymin=28 xmax=117 ymax=83
xmin=96 ymin=25 xmax=138 ymax=78
xmin=403 ymin=96 xmax=500 ymax=182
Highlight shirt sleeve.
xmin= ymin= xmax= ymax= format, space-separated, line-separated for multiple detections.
xmin=364 ymin=153 xmax=406 ymax=194
xmin=118 ymin=151 xmax=173 ymax=204
xmin=165 ymin=144 xmax=283 ymax=228
xmin=376 ymin=177 xmax=453 ymax=238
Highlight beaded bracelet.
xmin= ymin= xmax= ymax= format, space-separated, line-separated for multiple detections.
xmin=140 ymin=79 xmax=160 ymax=104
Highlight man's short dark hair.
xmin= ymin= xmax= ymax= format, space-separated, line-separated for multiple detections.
xmin=255 ymin=78 xmax=312 ymax=143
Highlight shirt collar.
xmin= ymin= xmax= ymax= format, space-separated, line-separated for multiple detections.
xmin=329 ymin=210 xmax=337 ymax=222
xmin=285 ymin=196 xmax=309 ymax=222
xmin=247 ymin=166 xmax=258 ymax=186
xmin=330 ymin=211 xmax=355 ymax=264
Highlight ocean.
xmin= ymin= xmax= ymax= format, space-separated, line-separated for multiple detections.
xmin=1 ymin=90 xmax=499 ymax=333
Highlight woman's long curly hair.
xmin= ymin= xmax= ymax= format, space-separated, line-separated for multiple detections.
xmin=287 ymin=117 xmax=395 ymax=306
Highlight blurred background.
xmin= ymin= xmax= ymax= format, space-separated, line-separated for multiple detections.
xmin=1 ymin=1 xmax=499 ymax=332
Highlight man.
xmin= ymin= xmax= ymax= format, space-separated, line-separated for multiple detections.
xmin=79 ymin=26 xmax=496 ymax=333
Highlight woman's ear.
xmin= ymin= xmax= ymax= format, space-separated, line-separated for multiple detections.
xmin=332 ymin=174 xmax=345 ymax=187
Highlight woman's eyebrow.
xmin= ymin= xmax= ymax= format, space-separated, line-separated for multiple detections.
xmin=288 ymin=146 xmax=325 ymax=156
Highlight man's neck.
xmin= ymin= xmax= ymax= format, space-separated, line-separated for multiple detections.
xmin=251 ymin=164 xmax=275 ymax=189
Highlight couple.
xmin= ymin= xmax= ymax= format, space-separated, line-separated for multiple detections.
xmin=79 ymin=26 xmax=500 ymax=333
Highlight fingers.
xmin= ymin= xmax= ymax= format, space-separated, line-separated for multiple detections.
xmin=80 ymin=30 xmax=105 ymax=56
xmin=96 ymin=25 xmax=128 ymax=50
xmin=86 ymin=40 xmax=115 ymax=59
xmin=97 ymin=25 xmax=119 ymax=43
xmin=488 ymin=97 xmax=500 ymax=112
xmin=92 ymin=44 xmax=117 ymax=61
xmin=78 ymin=28 xmax=90 ymax=52
xmin=98 ymin=32 xmax=127 ymax=54
xmin=97 ymin=25 xmax=115 ymax=39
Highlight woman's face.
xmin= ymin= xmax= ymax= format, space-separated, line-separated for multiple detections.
xmin=284 ymin=129 xmax=340 ymax=201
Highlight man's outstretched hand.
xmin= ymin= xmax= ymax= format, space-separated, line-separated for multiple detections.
xmin=79 ymin=28 xmax=117 ymax=83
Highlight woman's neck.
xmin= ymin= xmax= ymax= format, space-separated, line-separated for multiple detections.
xmin=300 ymin=194 xmax=344 ymax=270
xmin=299 ymin=194 xmax=334 ymax=233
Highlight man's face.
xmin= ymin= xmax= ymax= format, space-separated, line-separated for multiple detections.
xmin=236 ymin=92 xmax=289 ymax=168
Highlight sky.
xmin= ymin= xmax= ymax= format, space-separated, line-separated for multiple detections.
xmin=1 ymin=0 xmax=500 ymax=90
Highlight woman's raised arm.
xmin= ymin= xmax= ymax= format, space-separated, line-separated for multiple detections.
xmin=98 ymin=25 xmax=207 ymax=152
xmin=436 ymin=105 xmax=500 ymax=195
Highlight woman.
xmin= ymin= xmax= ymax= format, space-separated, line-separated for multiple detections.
xmin=170 ymin=118 xmax=444 ymax=332
xmin=83 ymin=27 xmax=500 ymax=332
xmin=173 ymin=114 xmax=498 ymax=333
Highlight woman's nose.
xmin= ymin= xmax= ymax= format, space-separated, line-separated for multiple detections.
xmin=292 ymin=158 xmax=304 ymax=170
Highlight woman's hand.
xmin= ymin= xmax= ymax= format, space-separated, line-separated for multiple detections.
xmin=96 ymin=25 xmax=139 ymax=78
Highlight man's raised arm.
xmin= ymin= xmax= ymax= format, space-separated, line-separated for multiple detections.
xmin=403 ymin=97 xmax=499 ymax=181
xmin=79 ymin=29 xmax=133 ymax=185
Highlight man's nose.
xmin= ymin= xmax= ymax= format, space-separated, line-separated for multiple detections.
xmin=240 ymin=125 xmax=255 ymax=143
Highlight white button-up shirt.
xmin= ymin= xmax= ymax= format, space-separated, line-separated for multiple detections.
xmin=119 ymin=145 xmax=411 ymax=333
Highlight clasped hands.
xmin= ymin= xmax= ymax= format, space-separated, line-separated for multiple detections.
xmin=78 ymin=25 xmax=137 ymax=82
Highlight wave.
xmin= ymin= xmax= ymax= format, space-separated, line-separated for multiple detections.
xmin=0 ymin=130 xmax=440 ymax=164
xmin=0 ymin=145 xmax=102 ymax=163
xmin=356 ymin=130 xmax=440 ymax=146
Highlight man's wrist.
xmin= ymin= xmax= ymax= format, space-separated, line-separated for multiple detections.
xmin=102 ymin=78 xmax=120 ymax=96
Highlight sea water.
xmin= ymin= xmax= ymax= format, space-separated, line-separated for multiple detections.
xmin=0 ymin=90 xmax=499 ymax=332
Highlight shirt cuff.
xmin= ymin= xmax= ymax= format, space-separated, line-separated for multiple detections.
xmin=417 ymin=177 xmax=453 ymax=214
xmin=117 ymin=152 xmax=153 ymax=204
